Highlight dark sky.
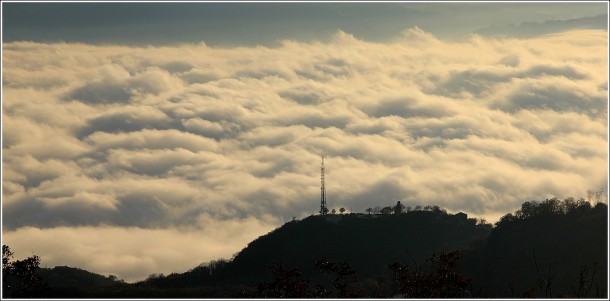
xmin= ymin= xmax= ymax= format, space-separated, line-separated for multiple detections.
xmin=2 ymin=2 xmax=607 ymax=46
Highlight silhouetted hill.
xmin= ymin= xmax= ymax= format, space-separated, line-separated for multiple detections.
xmin=461 ymin=199 xmax=608 ymax=298
xmin=226 ymin=211 xmax=491 ymax=286
xmin=32 ymin=199 xmax=608 ymax=298
xmin=34 ymin=266 xmax=133 ymax=298
xmin=38 ymin=266 xmax=124 ymax=288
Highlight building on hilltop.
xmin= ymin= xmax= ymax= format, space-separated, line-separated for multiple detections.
xmin=394 ymin=201 xmax=405 ymax=214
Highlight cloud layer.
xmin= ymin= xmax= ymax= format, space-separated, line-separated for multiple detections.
xmin=2 ymin=218 xmax=275 ymax=282
xmin=2 ymin=28 xmax=608 ymax=281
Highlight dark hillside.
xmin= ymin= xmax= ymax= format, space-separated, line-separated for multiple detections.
xmin=27 ymin=199 xmax=607 ymax=298
xmin=462 ymin=199 xmax=608 ymax=298
xmin=38 ymin=266 xmax=123 ymax=288
xmin=227 ymin=211 xmax=492 ymax=286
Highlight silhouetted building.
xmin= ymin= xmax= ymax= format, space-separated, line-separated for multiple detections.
xmin=394 ymin=201 xmax=404 ymax=214
xmin=455 ymin=212 xmax=468 ymax=221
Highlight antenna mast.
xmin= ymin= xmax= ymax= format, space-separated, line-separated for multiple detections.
xmin=320 ymin=154 xmax=328 ymax=215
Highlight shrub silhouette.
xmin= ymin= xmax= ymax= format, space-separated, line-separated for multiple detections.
xmin=389 ymin=250 xmax=471 ymax=298
xmin=315 ymin=258 xmax=361 ymax=297
xmin=256 ymin=263 xmax=311 ymax=298
xmin=2 ymin=245 xmax=48 ymax=298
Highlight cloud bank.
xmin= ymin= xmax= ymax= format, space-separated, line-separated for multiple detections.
xmin=475 ymin=14 xmax=607 ymax=38
xmin=2 ymin=28 xmax=608 ymax=281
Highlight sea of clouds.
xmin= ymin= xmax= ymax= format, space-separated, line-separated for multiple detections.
xmin=2 ymin=28 xmax=607 ymax=281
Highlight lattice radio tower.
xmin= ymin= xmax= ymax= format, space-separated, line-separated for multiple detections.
xmin=320 ymin=154 xmax=328 ymax=215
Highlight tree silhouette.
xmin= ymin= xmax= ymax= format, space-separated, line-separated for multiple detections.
xmin=431 ymin=205 xmax=446 ymax=215
xmin=2 ymin=245 xmax=47 ymax=298
xmin=340 ymin=207 xmax=346 ymax=214
xmin=389 ymin=250 xmax=471 ymax=298
xmin=572 ymin=262 xmax=599 ymax=298
xmin=532 ymin=249 xmax=555 ymax=298
xmin=315 ymin=258 xmax=361 ymax=298
xmin=256 ymin=263 xmax=312 ymax=298
xmin=2 ymin=245 xmax=12 ymax=269
xmin=380 ymin=206 xmax=393 ymax=215
xmin=496 ymin=197 xmax=601 ymax=228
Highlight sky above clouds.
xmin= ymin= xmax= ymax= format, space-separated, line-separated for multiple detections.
xmin=2 ymin=2 xmax=608 ymax=282
xmin=3 ymin=2 xmax=608 ymax=45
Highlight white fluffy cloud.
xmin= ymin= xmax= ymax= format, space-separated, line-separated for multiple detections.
xmin=2 ymin=28 xmax=607 ymax=281
xmin=2 ymin=217 xmax=276 ymax=282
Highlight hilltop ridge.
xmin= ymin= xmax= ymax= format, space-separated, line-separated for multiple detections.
xmin=227 ymin=210 xmax=491 ymax=284
xmin=9 ymin=198 xmax=607 ymax=298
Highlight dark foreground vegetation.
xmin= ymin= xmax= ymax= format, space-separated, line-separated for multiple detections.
xmin=2 ymin=197 xmax=608 ymax=298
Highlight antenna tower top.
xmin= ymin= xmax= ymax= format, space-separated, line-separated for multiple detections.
xmin=320 ymin=154 xmax=328 ymax=215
